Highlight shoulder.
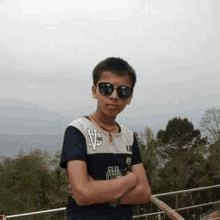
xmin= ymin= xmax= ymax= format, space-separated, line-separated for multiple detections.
xmin=121 ymin=124 xmax=133 ymax=135
xmin=67 ymin=116 xmax=90 ymax=130
xmin=120 ymin=123 xmax=135 ymax=144
xmin=65 ymin=116 xmax=94 ymax=139
xmin=68 ymin=117 xmax=84 ymax=127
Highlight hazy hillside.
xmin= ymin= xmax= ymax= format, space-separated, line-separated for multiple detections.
xmin=0 ymin=99 xmax=71 ymax=157
xmin=1 ymin=99 xmax=73 ymax=135
xmin=0 ymin=98 xmax=205 ymax=157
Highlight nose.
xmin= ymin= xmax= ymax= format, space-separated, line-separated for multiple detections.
xmin=110 ymin=88 xmax=119 ymax=100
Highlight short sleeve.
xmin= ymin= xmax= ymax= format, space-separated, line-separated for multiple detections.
xmin=131 ymin=133 xmax=142 ymax=166
xmin=60 ymin=126 xmax=87 ymax=169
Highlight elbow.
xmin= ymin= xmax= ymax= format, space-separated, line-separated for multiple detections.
xmin=74 ymin=194 xmax=87 ymax=206
xmin=75 ymin=198 xmax=89 ymax=206
xmin=77 ymin=194 xmax=96 ymax=206
xmin=145 ymin=190 xmax=151 ymax=202
xmin=142 ymin=186 xmax=151 ymax=202
xmin=75 ymin=185 xmax=98 ymax=206
xmin=75 ymin=194 xmax=91 ymax=206
xmin=72 ymin=187 xmax=91 ymax=206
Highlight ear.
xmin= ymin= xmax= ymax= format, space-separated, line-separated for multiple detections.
xmin=92 ymin=85 xmax=97 ymax=99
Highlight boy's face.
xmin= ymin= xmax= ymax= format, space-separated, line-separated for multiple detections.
xmin=92 ymin=71 xmax=133 ymax=118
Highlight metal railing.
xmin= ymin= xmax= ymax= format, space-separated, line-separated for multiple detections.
xmin=134 ymin=200 xmax=220 ymax=218
xmin=3 ymin=184 xmax=220 ymax=219
xmin=134 ymin=184 xmax=220 ymax=219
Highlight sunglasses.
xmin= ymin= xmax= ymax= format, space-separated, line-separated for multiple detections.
xmin=97 ymin=82 xmax=133 ymax=99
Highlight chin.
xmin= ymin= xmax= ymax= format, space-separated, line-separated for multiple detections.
xmin=102 ymin=110 xmax=117 ymax=117
xmin=100 ymin=107 xmax=122 ymax=118
xmin=106 ymin=113 xmax=118 ymax=118
xmin=108 ymin=110 xmax=122 ymax=118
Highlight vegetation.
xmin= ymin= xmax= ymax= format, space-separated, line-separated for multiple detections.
xmin=199 ymin=107 xmax=220 ymax=144
xmin=0 ymin=152 xmax=68 ymax=219
xmin=0 ymin=107 xmax=219 ymax=219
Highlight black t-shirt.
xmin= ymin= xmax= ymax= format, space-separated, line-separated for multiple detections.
xmin=60 ymin=116 xmax=142 ymax=219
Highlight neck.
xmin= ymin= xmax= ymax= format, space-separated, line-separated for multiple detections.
xmin=92 ymin=110 xmax=116 ymax=127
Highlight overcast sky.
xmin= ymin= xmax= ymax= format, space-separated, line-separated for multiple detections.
xmin=1 ymin=0 xmax=220 ymax=137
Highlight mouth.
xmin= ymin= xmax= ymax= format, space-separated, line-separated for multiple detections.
xmin=107 ymin=104 xmax=118 ymax=109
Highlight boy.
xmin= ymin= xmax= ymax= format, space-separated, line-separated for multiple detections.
xmin=60 ymin=57 xmax=151 ymax=220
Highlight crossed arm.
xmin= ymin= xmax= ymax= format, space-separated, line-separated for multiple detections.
xmin=120 ymin=163 xmax=151 ymax=204
xmin=67 ymin=160 xmax=151 ymax=205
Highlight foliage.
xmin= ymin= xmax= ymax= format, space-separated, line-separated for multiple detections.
xmin=157 ymin=117 xmax=208 ymax=159
xmin=199 ymin=107 xmax=220 ymax=143
xmin=0 ymin=116 xmax=219 ymax=219
xmin=205 ymin=140 xmax=220 ymax=185
xmin=134 ymin=132 xmax=167 ymax=218
xmin=134 ymin=132 xmax=159 ymax=187
xmin=153 ymin=117 xmax=219 ymax=219
xmin=144 ymin=125 xmax=155 ymax=144
xmin=0 ymin=150 xmax=68 ymax=219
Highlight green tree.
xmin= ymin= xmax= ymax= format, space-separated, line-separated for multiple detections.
xmin=134 ymin=132 xmax=167 ymax=219
xmin=199 ymin=107 xmax=220 ymax=143
xmin=144 ymin=125 xmax=155 ymax=145
xmin=205 ymin=140 xmax=220 ymax=212
xmin=156 ymin=117 xmax=209 ymax=219
xmin=0 ymin=154 xmax=68 ymax=219
xmin=135 ymin=132 xmax=158 ymax=184
xmin=51 ymin=150 xmax=62 ymax=171
xmin=186 ymin=140 xmax=220 ymax=218
xmin=27 ymin=148 xmax=55 ymax=172
xmin=0 ymin=155 xmax=5 ymax=166
xmin=157 ymin=117 xmax=208 ymax=159
xmin=207 ymin=140 xmax=220 ymax=184
xmin=14 ymin=149 xmax=26 ymax=159
xmin=2 ymin=157 xmax=12 ymax=168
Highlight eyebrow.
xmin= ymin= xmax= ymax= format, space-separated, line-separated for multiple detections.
xmin=98 ymin=81 xmax=132 ymax=87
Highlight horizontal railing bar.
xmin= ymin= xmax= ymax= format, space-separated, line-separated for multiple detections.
xmin=133 ymin=200 xmax=220 ymax=218
xmin=7 ymin=200 xmax=220 ymax=219
xmin=7 ymin=207 xmax=66 ymax=218
xmin=154 ymin=184 xmax=220 ymax=197
xmin=6 ymin=185 xmax=220 ymax=218
xmin=176 ymin=200 xmax=220 ymax=211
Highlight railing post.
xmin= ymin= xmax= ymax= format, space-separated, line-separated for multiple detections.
xmin=175 ymin=194 xmax=178 ymax=209
xmin=64 ymin=208 xmax=66 ymax=220
xmin=137 ymin=204 xmax=140 ymax=220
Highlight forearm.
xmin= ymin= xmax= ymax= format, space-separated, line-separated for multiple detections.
xmin=73 ymin=175 xmax=136 ymax=205
xmin=120 ymin=185 xmax=151 ymax=205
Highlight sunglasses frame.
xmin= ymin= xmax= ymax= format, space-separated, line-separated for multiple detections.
xmin=97 ymin=82 xmax=133 ymax=99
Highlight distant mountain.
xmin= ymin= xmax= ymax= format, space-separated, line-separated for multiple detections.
xmin=0 ymin=134 xmax=62 ymax=158
xmin=1 ymin=99 xmax=72 ymax=135
xmin=0 ymin=99 xmax=74 ymax=157
xmin=0 ymin=98 xmax=206 ymax=158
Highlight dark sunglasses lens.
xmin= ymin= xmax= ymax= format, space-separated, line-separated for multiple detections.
xmin=118 ymin=86 xmax=132 ymax=99
xmin=98 ymin=83 xmax=113 ymax=95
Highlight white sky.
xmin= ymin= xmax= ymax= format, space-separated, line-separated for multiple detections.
xmin=0 ymin=0 xmax=220 ymax=132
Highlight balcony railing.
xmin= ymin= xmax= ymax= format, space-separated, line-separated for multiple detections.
xmin=1 ymin=184 xmax=219 ymax=219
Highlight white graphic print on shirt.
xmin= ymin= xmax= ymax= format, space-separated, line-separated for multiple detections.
xmin=106 ymin=166 xmax=122 ymax=180
xmin=87 ymin=129 xmax=103 ymax=151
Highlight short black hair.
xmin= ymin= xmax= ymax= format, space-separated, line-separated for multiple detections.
xmin=92 ymin=57 xmax=137 ymax=88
